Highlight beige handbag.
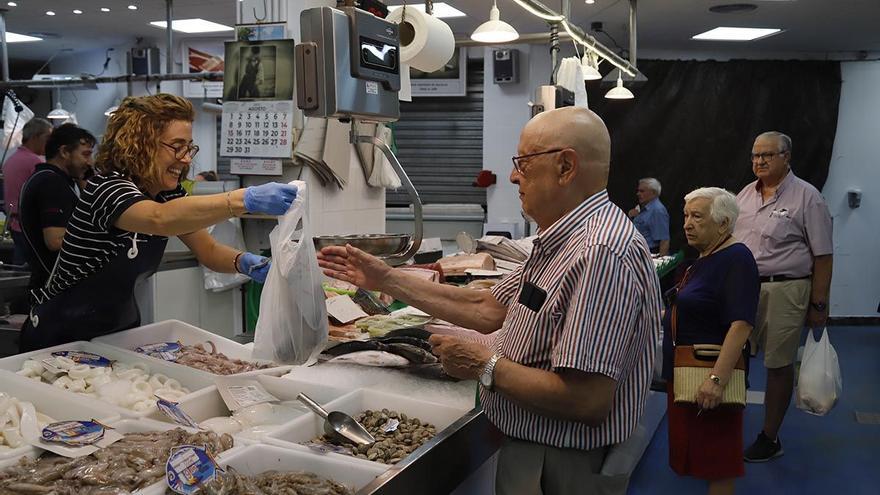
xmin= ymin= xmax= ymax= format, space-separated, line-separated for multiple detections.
xmin=670 ymin=270 xmax=747 ymax=408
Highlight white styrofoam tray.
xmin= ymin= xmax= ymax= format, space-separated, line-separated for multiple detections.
xmin=107 ymin=418 xmax=241 ymax=495
xmin=0 ymin=370 xmax=122 ymax=469
xmin=0 ymin=341 xmax=215 ymax=419
xmin=159 ymin=375 xmax=351 ymax=444
xmin=266 ymin=388 xmax=471 ymax=469
xmin=208 ymin=444 xmax=387 ymax=493
xmin=92 ymin=319 xmax=292 ymax=378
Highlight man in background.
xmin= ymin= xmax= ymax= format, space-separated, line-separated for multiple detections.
xmin=3 ymin=117 xmax=52 ymax=264
xmin=19 ymin=124 xmax=96 ymax=290
xmin=628 ymin=177 xmax=670 ymax=256
xmin=735 ymin=131 xmax=833 ymax=462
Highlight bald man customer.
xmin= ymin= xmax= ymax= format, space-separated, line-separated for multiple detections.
xmin=318 ymin=107 xmax=661 ymax=494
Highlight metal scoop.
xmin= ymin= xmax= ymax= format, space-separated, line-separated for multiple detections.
xmin=296 ymin=393 xmax=375 ymax=446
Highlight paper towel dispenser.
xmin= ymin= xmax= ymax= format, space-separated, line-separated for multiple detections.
xmin=296 ymin=6 xmax=401 ymax=122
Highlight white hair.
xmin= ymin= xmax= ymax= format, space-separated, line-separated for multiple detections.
xmin=684 ymin=187 xmax=739 ymax=228
xmin=639 ymin=177 xmax=662 ymax=195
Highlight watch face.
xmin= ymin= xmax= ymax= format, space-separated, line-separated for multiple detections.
xmin=479 ymin=372 xmax=491 ymax=388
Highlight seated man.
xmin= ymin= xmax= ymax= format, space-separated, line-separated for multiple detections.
xmin=19 ymin=124 xmax=96 ymax=290
xmin=319 ymin=107 xmax=661 ymax=495
xmin=628 ymin=177 xmax=670 ymax=255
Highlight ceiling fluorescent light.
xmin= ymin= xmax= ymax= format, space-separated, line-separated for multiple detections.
xmin=387 ymin=3 xmax=466 ymax=19
xmin=6 ymin=32 xmax=43 ymax=42
xmin=150 ymin=18 xmax=234 ymax=34
xmin=692 ymin=27 xmax=782 ymax=41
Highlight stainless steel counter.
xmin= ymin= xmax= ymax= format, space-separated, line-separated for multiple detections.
xmin=158 ymin=251 xmax=199 ymax=272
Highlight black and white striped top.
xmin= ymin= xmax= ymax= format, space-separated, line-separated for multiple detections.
xmin=483 ymin=190 xmax=662 ymax=450
xmin=31 ymin=172 xmax=186 ymax=305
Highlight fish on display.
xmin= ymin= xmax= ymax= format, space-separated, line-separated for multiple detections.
xmin=373 ymin=335 xmax=433 ymax=352
xmin=328 ymin=350 xmax=410 ymax=368
xmin=383 ymin=343 xmax=438 ymax=365
xmin=352 ymin=288 xmax=391 ymax=316
xmin=323 ymin=340 xmax=387 ymax=357
xmin=383 ymin=327 xmax=433 ymax=341
xmin=405 ymin=363 xmax=458 ymax=382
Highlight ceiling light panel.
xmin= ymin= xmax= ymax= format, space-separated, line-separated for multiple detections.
xmin=387 ymin=3 xmax=466 ymax=19
xmin=150 ymin=18 xmax=234 ymax=34
xmin=6 ymin=32 xmax=42 ymax=43
xmin=73 ymin=9 xmax=83 ymax=14
xmin=692 ymin=27 xmax=782 ymax=41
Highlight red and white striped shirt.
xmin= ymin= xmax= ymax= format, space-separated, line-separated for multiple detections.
xmin=484 ymin=190 xmax=661 ymax=450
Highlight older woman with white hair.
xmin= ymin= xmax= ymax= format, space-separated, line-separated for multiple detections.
xmin=662 ymin=187 xmax=759 ymax=495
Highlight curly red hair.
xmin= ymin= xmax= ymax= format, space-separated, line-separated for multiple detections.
xmin=96 ymin=93 xmax=194 ymax=191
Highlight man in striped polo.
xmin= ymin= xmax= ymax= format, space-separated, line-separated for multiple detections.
xmin=318 ymin=107 xmax=661 ymax=494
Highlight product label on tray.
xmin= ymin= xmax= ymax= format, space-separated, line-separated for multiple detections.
xmin=166 ymin=445 xmax=220 ymax=495
xmin=136 ymin=342 xmax=182 ymax=361
xmin=225 ymin=384 xmax=279 ymax=409
xmin=51 ymin=351 xmax=112 ymax=367
xmin=41 ymin=420 xmax=105 ymax=446
xmin=157 ymin=399 xmax=201 ymax=429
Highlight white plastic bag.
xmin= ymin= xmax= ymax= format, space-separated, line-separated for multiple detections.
xmin=2 ymin=97 xmax=34 ymax=151
xmin=253 ymin=181 xmax=328 ymax=364
xmin=796 ymin=327 xmax=842 ymax=416
xmin=203 ymin=218 xmax=250 ymax=292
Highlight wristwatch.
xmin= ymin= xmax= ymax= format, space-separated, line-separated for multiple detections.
xmin=479 ymin=354 xmax=501 ymax=391
xmin=811 ymin=301 xmax=827 ymax=312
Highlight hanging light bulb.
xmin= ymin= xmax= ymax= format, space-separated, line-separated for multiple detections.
xmin=581 ymin=51 xmax=602 ymax=80
xmin=605 ymin=72 xmax=634 ymax=99
xmin=471 ymin=0 xmax=519 ymax=43
xmin=47 ymin=101 xmax=71 ymax=119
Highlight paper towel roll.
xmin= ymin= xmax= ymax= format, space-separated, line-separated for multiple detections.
xmin=386 ymin=7 xmax=455 ymax=73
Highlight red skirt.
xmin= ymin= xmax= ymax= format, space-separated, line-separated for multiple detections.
xmin=667 ymin=384 xmax=745 ymax=480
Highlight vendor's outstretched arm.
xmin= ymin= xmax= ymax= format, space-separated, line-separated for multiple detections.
xmin=117 ymin=190 xmax=247 ymax=237
xmin=318 ymin=245 xmax=507 ymax=333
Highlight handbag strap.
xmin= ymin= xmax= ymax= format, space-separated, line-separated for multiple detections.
xmin=671 ymin=266 xmax=695 ymax=345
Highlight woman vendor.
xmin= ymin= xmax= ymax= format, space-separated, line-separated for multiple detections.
xmin=19 ymin=93 xmax=296 ymax=351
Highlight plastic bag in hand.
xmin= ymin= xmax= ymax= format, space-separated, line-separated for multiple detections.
xmin=796 ymin=327 xmax=842 ymax=416
xmin=203 ymin=219 xmax=250 ymax=292
xmin=253 ymin=180 xmax=328 ymax=364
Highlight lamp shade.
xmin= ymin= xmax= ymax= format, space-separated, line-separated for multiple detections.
xmin=47 ymin=101 xmax=70 ymax=119
xmin=605 ymin=74 xmax=634 ymax=99
xmin=581 ymin=53 xmax=602 ymax=80
xmin=471 ymin=4 xmax=519 ymax=43
xmin=103 ymin=105 xmax=119 ymax=116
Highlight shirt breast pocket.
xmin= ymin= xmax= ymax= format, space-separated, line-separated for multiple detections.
xmin=762 ymin=214 xmax=797 ymax=241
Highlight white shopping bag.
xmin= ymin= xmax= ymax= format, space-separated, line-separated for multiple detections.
xmin=796 ymin=327 xmax=842 ymax=416
xmin=203 ymin=218 xmax=250 ymax=292
xmin=253 ymin=181 xmax=328 ymax=364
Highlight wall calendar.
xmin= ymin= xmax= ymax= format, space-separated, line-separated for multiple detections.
xmin=220 ymin=100 xmax=294 ymax=158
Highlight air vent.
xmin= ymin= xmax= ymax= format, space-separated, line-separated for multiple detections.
xmin=709 ymin=4 xmax=758 ymax=14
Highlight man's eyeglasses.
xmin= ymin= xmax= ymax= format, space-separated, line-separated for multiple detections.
xmin=750 ymin=151 xmax=786 ymax=162
xmin=511 ymin=148 xmax=566 ymax=175
xmin=162 ymin=141 xmax=200 ymax=160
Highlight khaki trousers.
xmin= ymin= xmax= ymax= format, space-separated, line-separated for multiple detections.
xmin=495 ymin=436 xmax=618 ymax=495
xmin=752 ymin=278 xmax=811 ymax=369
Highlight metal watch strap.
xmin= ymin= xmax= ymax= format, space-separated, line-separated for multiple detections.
xmin=482 ymin=354 xmax=500 ymax=390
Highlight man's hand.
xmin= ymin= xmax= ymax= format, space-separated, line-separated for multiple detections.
xmin=429 ymin=334 xmax=493 ymax=381
xmin=696 ymin=378 xmax=723 ymax=410
xmin=317 ymin=244 xmax=391 ymax=291
xmin=807 ymin=306 xmax=828 ymax=329
xmin=627 ymin=207 xmax=639 ymax=218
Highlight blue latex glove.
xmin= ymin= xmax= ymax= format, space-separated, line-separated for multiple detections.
xmin=238 ymin=253 xmax=271 ymax=284
xmin=244 ymin=183 xmax=297 ymax=215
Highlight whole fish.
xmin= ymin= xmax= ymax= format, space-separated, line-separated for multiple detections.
xmin=384 ymin=343 xmax=438 ymax=365
xmin=323 ymin=340 xmax=387 ymax=357
xmin=328 ymin=351 xmax=410 ymax=368
xmin=373 ymin=335 xmax=433 ymax=352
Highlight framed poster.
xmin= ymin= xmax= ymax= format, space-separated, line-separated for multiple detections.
xmin=182 ymin=39 xmax=227 ymax=98
xmin=222 ymin=39 xmax=295 ymax=102
xmin=410 ymin=47 xmax=467 ymax=97
xmin=236 ymin=22 xmax=287 ymax=41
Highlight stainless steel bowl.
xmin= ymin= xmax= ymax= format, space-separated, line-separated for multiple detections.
xmin=312 ymin=234 xmax=411 ymax=257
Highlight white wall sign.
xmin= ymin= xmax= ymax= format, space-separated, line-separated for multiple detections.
xmin=220 ymin=100 xmax=294 ymax=158
xmin=229 ymin=158 xmax=283 ymax=176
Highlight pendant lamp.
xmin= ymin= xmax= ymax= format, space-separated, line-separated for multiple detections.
xmin=47 ymin=101 xmax=71 ymax=119
xmin=471 ymin=0 xmax=519 ymax=43
xmin=581 ymin=52 xmax=602 ymax=80
xmin=605 ymin=72 xmax=634 ymax=99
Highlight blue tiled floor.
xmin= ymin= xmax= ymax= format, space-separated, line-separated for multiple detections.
xmin=628 ymin=326 xmax=880 ymax=495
